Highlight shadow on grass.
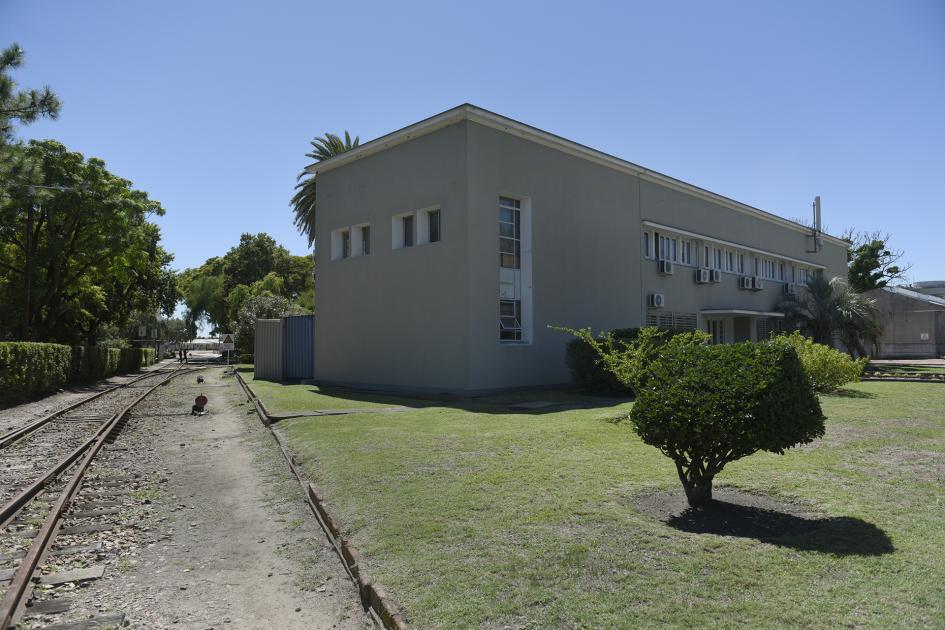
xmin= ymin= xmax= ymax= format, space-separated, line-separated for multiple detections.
xmin=826 ymin=388 xmax=877 ymax=399
xmin=666 ymin=501 xmax=894 ymax=556
xmin=239 ymin=366 xmax=632 ymax=416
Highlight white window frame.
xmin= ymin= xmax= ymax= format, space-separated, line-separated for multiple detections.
xmin=498 ymin=194 xmax=533 ymax=345
xmin=330 ymin=227 xmax=351 ymax=262
xmin=417 ymin=206 xmax=442 ymax=245
xmin=351 ymin=223 xmax=370 ymax=257
xmin=392 ymin=211 xmax=416 ymax=250
xmin=643 ymin=231 xmax=652 ymax=259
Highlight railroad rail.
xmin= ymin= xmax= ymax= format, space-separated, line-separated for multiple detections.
xmin=0 ymin=367 xmax=166 ymax=449
xmin=0 ymin=363 xmax=193 ymax=629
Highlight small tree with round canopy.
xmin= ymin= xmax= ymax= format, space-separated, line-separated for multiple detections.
xmin=630 ymin=341 xmax=825 ymax=507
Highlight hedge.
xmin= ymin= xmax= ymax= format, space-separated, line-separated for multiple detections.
xmin=565 ymin=328 xmax=640 ymax=395
xmin=767 ymin=331 xmax=868 ymax=392
xmin=0 ymin=342 xmax=72 ymax=406
xmin=1 ymin=343 xmax=159 ymax=407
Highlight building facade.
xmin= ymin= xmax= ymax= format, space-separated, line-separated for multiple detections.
xmin=870 ymin=287 xmax=945 ymax=359
xmin=310 ymin=105 xmax=849 ymax=394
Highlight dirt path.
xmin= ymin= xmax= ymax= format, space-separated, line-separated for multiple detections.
xmin=20 ymin=366 xmax=370 ymax=629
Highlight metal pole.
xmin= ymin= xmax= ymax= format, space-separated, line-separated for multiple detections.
xmin=23 ymin=199 xmax=34 ymax=340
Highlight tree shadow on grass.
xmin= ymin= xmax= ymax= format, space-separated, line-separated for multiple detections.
xmin=826 ymin=388 xmax=877 ymax=399
xmin=666 ymin=500 xmax=893 ymax=556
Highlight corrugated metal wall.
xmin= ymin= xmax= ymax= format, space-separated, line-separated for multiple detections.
xmin=283 ymin=314 xmax=315 ymax=379
xmin=254 ymin=319 xmax=284 ymax=380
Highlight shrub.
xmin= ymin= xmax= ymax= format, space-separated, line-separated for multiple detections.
xmin=767 ymin=331 xmax=867 ymax=392
xmin=139 ymin=348 xmax=156 ymax=366
xmin=239 ymin=353 xmax=254 ymax=364
xmin=631 ymin=341 xmax=825 ymax=506
xmin=564 ymin=328 xmax=639 ymax=394
xmin=560 ymin=326 xmax=711 ymax=395
xmin=0 ymin=342 xmax=72 ymax=406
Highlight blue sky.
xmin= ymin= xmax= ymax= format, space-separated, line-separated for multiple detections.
xmin=3 ymin=0 xmax=943 ymax=281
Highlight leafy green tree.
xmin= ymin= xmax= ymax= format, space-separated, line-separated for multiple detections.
xmin=844 ymin=230 xmax=911 ymax=293
xmin=291 ymin=131 xmax=359 ymax=245
xmin=0 ymin=43 xmax=61 ymax=141
xmin=776 ymin=274 xmax=880 ymax=357
xmin=222 ymin=232 xmax=282 ymax=291
xmin=632 ymin=341 xmax=825 ymax=506
xmin=233 ymin=291 xmax=299 ymax=355
xmin=0 ymin=140 xmax=174 ymax=344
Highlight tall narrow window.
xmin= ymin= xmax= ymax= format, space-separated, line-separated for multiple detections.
xmin=499 ymin=299 xmax=522 ymax=342
xmin=738 ymin=253 xmax=745 ymax=274
xmin=341 ymin=230 xmax=351 ymax=258
xmin=403 ymin=215 xmax=414 ymax=247
xmin=361 ymin=226 xmax=370 ymax=255
xmin=428 ymin=209 xmax=440 ymax=243
xmin=643 ymin=232 xmax=651 ymax=258
xmin=499 ymin=197 xmax=521 ymax=268
xmin=704 ymin=245 xmax=710 ymax=268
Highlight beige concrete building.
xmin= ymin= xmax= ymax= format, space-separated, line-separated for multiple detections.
xmin=309 ymin=104 xmax=849 ymax=394
xmin=870 ymin=286 xmax=945 ymax=359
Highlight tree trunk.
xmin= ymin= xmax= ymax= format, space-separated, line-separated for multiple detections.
xmin=675 ymin=461 xmax=714 ymax=507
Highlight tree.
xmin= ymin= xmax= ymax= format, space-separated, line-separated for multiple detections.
xmin=0 ymin=43 xmax=61 ymax=141
xmin=221 ymin=232 xmax=283 ymax=291
xmin=844 ymin=230 xmax=911 ymax=293
xmin=233 ymin=291 xmax=299 ymax=355
xmin=291 ymin=131 xmax=359 ymax=245
xmin=630 ymin=341 xmax=825 ymax=507
xmin=0 ymin=140 xmax=174 ymax=344
xmin=776 ymin=274 xmax=880 ymax=357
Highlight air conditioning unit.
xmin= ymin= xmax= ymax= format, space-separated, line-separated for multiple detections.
xmin=753 ymin=277 xmax=765 ymax=291
xmin=648 ymin=293 xmax=665 ymax=308
xmin=783 ymin=283 xmax=797 ymax=296
xmin=711 ymin=269 xmax=722 ymax=283
xmin=738 ymin=276 xmax=753 ymax=290
xmin=658 ymin=260 xmax=674 ymax=275
xmin=695 ymin=268 xmax=710 ymax=284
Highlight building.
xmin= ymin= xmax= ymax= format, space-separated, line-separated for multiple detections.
xmin=870 ymin=286 xmax=945 ymax=359
xmin=908 ymin=281 xmax=945 ymax=300
xmin=310 ymin=104 xmax=849 ymax=395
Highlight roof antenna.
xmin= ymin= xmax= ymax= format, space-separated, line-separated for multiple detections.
xmin=808 ymin=196 xmax=823 ymax=253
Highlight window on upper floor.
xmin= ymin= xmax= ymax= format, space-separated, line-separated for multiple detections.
xmin=680 ymin=240 xmax=692 ymax=265
xmin=643 ymin=232 xmax=651 ymax=258
xmin=499 ymin=196 xmax=521 ymax=269
xmin=417 ymin=207 xmax=442 ymax=245
xmin=738 ymin=253 xmax=745 ymax=274
xmin=330 ymin=227 xmax=351 ymax=261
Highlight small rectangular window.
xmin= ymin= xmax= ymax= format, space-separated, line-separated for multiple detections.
xmin=341 ymin=230 xmax=351 ymax=258
xmin=738 ymin=253 xmax=745 ymax=274
xmin=704 ymin=245 xmax=710 ymax=268
xmin=403 ymin=215 xmax=414 ymax=247
xmin=428 ymin=209 xmax=440 ymax=243
xmin=499 ymin=299 xmax=522 ymax=342
xmin=643 ymin=232 xmax=651 ymax=258
xmin=361 ymin=226 xmax=370 ymax=255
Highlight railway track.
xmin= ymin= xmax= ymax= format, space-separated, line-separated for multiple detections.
xmin=0 ymin=364 xmax=194 ymax=629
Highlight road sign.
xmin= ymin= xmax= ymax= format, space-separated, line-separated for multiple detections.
xmin=220 ymin=333 xmax=235 ymax=351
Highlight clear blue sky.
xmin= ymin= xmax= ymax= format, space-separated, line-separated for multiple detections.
xmin=3 ymin=0 xmax=943 ymax=281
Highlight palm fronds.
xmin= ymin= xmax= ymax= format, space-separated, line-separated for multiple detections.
xmin=291 ymin=132 xmax=360 ymax=246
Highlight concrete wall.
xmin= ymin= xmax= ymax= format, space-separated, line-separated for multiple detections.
xmin=313 ymin=121 xmax=469 ymax=392
xmin=313 ymin=118 xmax=849 ymax=394
xmin=870 ymin=290 xmax=945 ymax=358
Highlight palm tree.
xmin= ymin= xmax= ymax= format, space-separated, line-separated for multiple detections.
xmin=291 ymin=131 xmax=360 ymax=246
xmin=777 ymin=274 xmax=880 ymax=356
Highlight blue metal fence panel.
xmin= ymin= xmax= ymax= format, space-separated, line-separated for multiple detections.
xmin=283 ymin=314 xmax=315 ymax=380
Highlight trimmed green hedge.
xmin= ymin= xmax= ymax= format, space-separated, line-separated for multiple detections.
xmin=767 ymin=331 xmax=868 ymax=392
xmin=2 ymin=343 xmax=159 ymax=407
xmin=0 ymin=342 xmax=72 ymax=406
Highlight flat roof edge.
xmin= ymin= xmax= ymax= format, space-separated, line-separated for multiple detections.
xmin=305 ymin=104 xmax=848 ymax=247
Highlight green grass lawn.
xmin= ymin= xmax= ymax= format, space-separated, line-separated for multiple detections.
xmin=276 ymin=382 xmax=945 ymax=628
xmin=237 ymin=365 xmax=408 ymax=414
xmin=867 ymin=364 xmax=945 ymax=376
